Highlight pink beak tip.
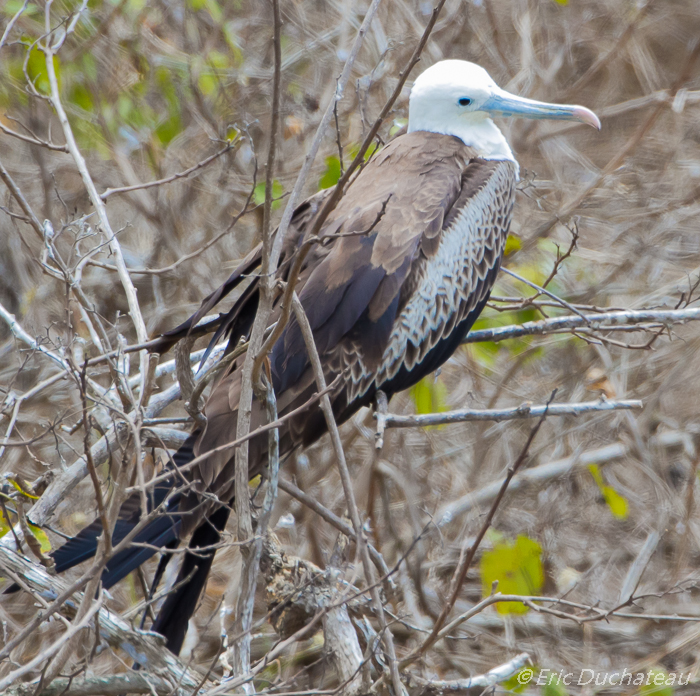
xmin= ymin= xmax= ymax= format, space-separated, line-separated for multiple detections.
xmin=573 ymin=106 xmax=601 ymax=130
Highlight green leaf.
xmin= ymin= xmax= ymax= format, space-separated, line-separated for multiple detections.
xmin=543 ymin=679 xmax=570 ymax=696
xmin=411 ymin=378 xmax=432 ymax=415
xmin=27 ymin=523 xmax=52 ymax=554
xmin=318 ymin=155 xmax=342 ymax=190
xmin=3 ymin=1 xmax=39 ymax=16
xmin=504 ymin=234 xmax=522 ymax=257
xmin=0 ymin=508 xmax=15 ymax=538
xmin=197 ymin=50 xmax=229 ymax=97
xmin=480 ymin=534 xmax=544 ymax=614
xmin=510 ymin=261 xmax=548 ymax=289
xmin=27 ymin=47 xmax=60 ymax=95
xmin=7 ymin=477 xmax=38 ymax=499
xmin=640 ymin=668 xmax=675 ymax=696
xmin=409 ymin=376 xmax=448 ymax=425
xmin=155 ymin=114 xmax=182 ymax=146
xmin=70 ymin=83 xmax=94 ymax=112
xmin=198 ymin=72 xmax=217 ymax=97
xmin=553 ymin=0 xmax=569 ymax=5
xmin=207 ymin=50 xmax=229 ymax=70
xmin=587 ymin=464 xmax=629 ymax=519
xmin=501 ymin=667 xmax=533 ymax=693
xmin=253 ymin=180 xmax=284 ymax=210
xmin=348 ymin=141 xmax=379 ymax=162
xmin=602 ymin=486 xmax=628 ymax=519
xmin=188 ymin=0 xmax=222 ymax=22
xmin=151 ymin=67 xmax=183 ymax=145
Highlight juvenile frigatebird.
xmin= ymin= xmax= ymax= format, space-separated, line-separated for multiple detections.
xmin=42 ymin=60 xmax=599 ymax=654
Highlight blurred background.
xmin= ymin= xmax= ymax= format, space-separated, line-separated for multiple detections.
xmin=2 ymin=0 xmax=700 ymax=692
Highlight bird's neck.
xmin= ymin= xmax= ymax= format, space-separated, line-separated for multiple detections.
xmin=407 ymin=114 xmax=518 ymax=175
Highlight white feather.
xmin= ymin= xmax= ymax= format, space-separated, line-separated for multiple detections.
xmin=408 ymin=60 xmax=516 ymax=166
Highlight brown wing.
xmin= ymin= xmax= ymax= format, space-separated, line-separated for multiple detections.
xmin=269 ymin=132 xmax=475 ymax=394
xmin=179 ymin=132 xmax=516 ymax=527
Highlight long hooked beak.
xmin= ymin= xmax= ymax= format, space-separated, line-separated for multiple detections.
xmin=483 ymin=88 xmax=601 ymax=129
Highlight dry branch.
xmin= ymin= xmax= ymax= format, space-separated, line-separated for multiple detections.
xmin=262 ymin=534 xmax=364 ymax=693
xmin=463 ymin=307 xmax=700 ymax=344
xmin=100 ymin=138 xmax=240 ymax=200
xmin=436 ymin=429 xmax=691 ymax=527
xmin=0 ymin=545 xmax=201 ymax=694
xmin=6 ymin=673 xmax=177 ymax=696
xmin=383 ymin=398 xmax=641 ymax=429
xmin=290 ymin=293 xmax=404 ymax=694
xmin=404 ymin=652 xmax=530 ymax=694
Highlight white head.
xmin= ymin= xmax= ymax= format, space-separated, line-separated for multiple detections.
xmin=408 ymin=60 xmax=599 ymax=164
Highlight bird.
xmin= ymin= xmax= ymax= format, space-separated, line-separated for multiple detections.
xmin=34 ymin=60 xmax=600 ymax=654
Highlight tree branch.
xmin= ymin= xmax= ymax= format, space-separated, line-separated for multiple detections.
xmin=290 ymin=292 xmax=404 ymax=696
xmin=0 ymin=546 xmax=201 ymax=694
xmin=463 ymin=306 xmax=700 ymax=345
xmin=383 ymin=398 xmax=641 ymax=428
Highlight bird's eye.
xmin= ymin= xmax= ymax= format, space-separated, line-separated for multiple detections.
xmin=458 ymin=97 xmax=472 ymax=106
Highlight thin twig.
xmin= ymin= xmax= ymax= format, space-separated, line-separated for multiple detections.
xmin=501 ymin=267 xmax=590 ymax=324
xmin=0 ymin=121 xmax=68 ymax=152
xmin=42 ymin=13 xmax=151 ymax=404
xmin=404 ymin=652 xmax=531 ymax=693
xmin=435 ymin=429 xmax=690 ymax=528
xmin=100 ymin=138 xmax=240 ymax=200
xmin=290 ymin=292 xmax=405 ymax=696
xmin=0 ymin=0 xmax=29 ymax=51
xmin=277 ymin=477 xmax=391 ymax=578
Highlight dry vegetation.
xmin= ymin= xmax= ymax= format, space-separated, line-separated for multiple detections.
xmin=1 ymin=0 xmax=700 ymax=693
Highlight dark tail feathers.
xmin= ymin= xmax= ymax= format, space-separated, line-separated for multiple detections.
xmin=6 ymin=432 xmax=198 ymax=593
xmin=152 ymin=505 xmax=230 ymax=654
xmin=7 ymin=431 xmax=229 ymax=658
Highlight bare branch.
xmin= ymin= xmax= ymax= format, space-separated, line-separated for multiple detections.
xmin=501 ymin=266 xmax=591 ymax=324
xmin=0 ymin=593 xmax=104 ymax=691
xmin=0 ymin=0 xmax=29 ymax=50
xmin=0 ymin=121 xmax=69 ymax=152
xmin=290 ymin=292 xmax=404 ymax=696
xmin=404 ymin=652 xmax=531 ymax=694
xmin=436 ymin=429 xmax=690 ymax=527
xmin=7 ymin=673 xmax=176 ymax=696
xmin=42 ymin=14 xmax=150 ymax=402
xmin=100 ymin=138 xmax=239 ymax=200
xmin=0 ymin=545 xmax=200 ymax=693
xmin=463 ymin=306 xmax=700 ymax=345
xmin=0 ymin=156 xmax=44 ymax=238
xmin=277 ymin=477 xmax=391 ymax=578
xmin=383 ymin=398 xmax=642 ymax=429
